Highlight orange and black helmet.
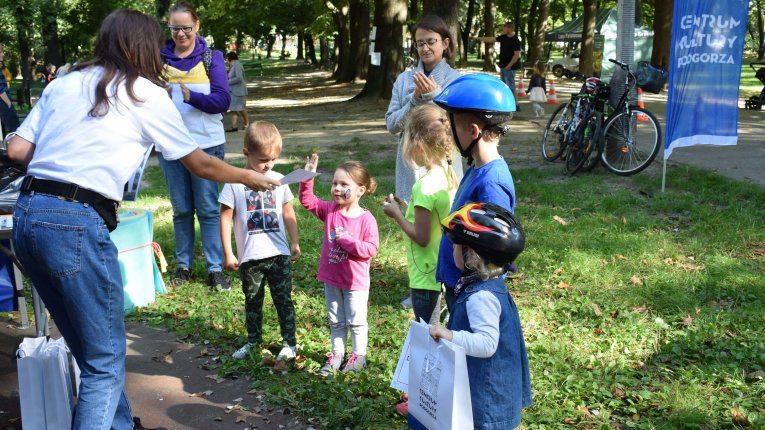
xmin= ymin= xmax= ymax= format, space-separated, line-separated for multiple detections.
xmin=440 ymin=202 xmax=525 ymax=267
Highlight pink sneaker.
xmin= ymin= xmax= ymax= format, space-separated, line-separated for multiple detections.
xmin=318 ymin=352 xmax=343 ymax=376
xmin=341 ymin=352 xmax=366 ymax=374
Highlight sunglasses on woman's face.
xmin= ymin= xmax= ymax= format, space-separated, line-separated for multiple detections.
xmin=168 ymin=25 xmax=194 ymax=34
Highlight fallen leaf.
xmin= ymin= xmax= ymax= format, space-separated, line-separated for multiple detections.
xmin=235 ymin=416 xmax=247 ymax=423
xmin=616 ymin=254 xmax=627 ymax=261
xmin=232 ymin=397 xmax=243 ymax=403
xmin=584 ymin=364 xmax=593 ymax=370
xmin=304 ymin=322 xmax=313 ymax=330
xmin=679 ymin=315 xmax=694 ymax=328
xmin=198 ymin=347 xmax=209 ymax=357
xmin=610 ymin=309 xmax=620 ymax=319
xmin=622 ymin=216 xmax=628 ymax=225
xmin=630 ymin=276 xmax=643 ymax=286
xmin=553 ymin=215 xmax=568 ymax=226
xmin=611 ymin=387 xmax=625 ymax=398
xmin=577 ymin=405 xmax=592 ymax=417
xmin=747 ymin=370 xmax=765 ymax=380
xmin=731 ymin=407 xmax=749 ymax=426
xmin=273 ymin=360 xmax=289 ymax=373
xmin=162 ymin=350 xmax=174 ymax=364
xmin=213 ymin=417 xmax=223 ymax=422
xmin=632 ymin=413 xmax=641 ymax=421
xmin=663 ymin=257 xmax=674 ymax=265
xmin=553 ymin=267 xmax=564 ymax=276
xmin=557 ymin=281 xmax=570 ymax=290
xmin=591 ymin=303 xmax=602 ymax=317
xmin=247 ymin=389 xmax=259 ymax=394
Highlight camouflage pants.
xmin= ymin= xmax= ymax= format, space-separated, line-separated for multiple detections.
xmin=239 ymin=254 xmax=296 ymax=346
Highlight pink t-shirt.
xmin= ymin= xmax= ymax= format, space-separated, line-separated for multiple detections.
xmin=299 ymin=179 xmax=379 ymax=290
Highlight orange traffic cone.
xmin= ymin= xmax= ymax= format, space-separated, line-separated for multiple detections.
xmin=546 ymin=79 xmax=560 ymax=104
xmin=516 ymin=71 xmax=527 ymax=97
xmin=636 ymin=88 xmax=648 ymax=121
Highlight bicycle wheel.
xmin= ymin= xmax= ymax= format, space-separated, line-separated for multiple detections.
xmin=566 ymin=112 xmax=602 ymax=174
xmin=580 ymin=111 xmax=604 ymax=172
xmin=600 ymin=107 xmax=661 ymax=176
xmin=541 ymin=102 xmax=573 ymax=162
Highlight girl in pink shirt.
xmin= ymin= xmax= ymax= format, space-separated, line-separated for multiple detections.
xmin=299 ymin=154 xmax=379 ymax=375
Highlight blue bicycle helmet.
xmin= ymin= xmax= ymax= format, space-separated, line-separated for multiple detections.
xmin=434 ymin=73 xmax=516 ymax=163
xmin=434 ymin=73 xmax=516 ymax=120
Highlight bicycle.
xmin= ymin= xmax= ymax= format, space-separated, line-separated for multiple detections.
xmin=594 ymin=59 xmax=662 ymax=176
xmin=540 ymin=70 xmax=605 ymax=174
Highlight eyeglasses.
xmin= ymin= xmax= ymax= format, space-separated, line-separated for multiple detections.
xmin=168 ymin=25 xmax=194 ymax=34
xmin=415 ymin=38 xmax=442 ymax=50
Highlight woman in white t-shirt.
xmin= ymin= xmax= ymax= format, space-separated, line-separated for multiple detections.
xmin=6 ymin=10 xmax=276 ymax=430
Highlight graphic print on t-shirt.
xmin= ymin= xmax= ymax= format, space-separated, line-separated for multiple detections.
xmin=246 ymin=188 xmax=281 ymax=234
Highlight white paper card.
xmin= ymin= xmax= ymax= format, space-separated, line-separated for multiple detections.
xmin=371 ymin=52 xmax=381 ymax=66
xmin=279 ymin=169 xmax=319 ymax=185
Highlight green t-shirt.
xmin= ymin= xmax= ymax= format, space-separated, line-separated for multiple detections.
xmin=405 ymin=167 xmax=455 ymax=291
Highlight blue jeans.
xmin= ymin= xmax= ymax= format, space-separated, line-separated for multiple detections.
xmin=411 ymin=288 xmax=441 ymax=325
xmin=500 ymin=68 xmax=519 ymax=106
xmin=158 ymin=144 xmax=225 ymax=272
xmin=13 ymin=192 xmax=134 ymax=430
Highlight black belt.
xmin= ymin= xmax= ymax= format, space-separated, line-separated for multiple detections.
xmin=20 ymin=176 xmax=120 ymax=231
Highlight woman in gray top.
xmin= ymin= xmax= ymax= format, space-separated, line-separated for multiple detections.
xmin=385 ymin=15 xmax=462 ymax=202
xmin=226 ymin=51 xmax=248 ymax=132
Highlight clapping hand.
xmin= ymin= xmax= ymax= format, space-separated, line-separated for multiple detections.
xmin=304 ymin=153 xmax=319 ymax=173
xmin=412 ymin=72 xmax=437 ymax=97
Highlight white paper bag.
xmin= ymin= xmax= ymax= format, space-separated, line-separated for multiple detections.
xmin=407 ymin=320 xmax=473 ymax=430
xmin=390 ymin=323 xmax=412 ymax=392
xmin=17 ymin=337 xmax=78 ymax=429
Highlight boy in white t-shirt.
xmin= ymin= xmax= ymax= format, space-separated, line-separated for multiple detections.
xmin=219 ymin=121 xmax=301 ymax=361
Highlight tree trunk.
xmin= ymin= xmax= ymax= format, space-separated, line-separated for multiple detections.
xmin=481 ymin=0 xmax=496 ymax=72
xmin=14 ymin=1 xmax=33 ymax=106
xmin=409 ymin=0 xmax=419 ymax=20
xmin=41 ymin=3 xmax=63 ymax=67
xmin=529 ymin=0 xmax=550 ymax=65
xmin=279 ymin=31 xmax=288 ymax=59
xmin=305 ymin=33 xmax=319 ymax=66
xmin=235 ymin=30 xmax=244 ymax=54
xmin=297 ymin=31 xmax=305 ymax=60
xmin=650 ymin=0 xmax=673 ymax=69
xmin=155 ymin=0 xmax=171 ymax=19
xmin=635 ymin=0 xmax=643 ymax=26
xmin=756 ymin=0 xmax=765 ymax=60
xmin=356 ymin=0 xmax=407 ymax=100
xmin=524 ymin=0 xmax=539 ymax=60
xmin=422 ymin=0 xmax=460 ymax=65
xmin=338 ymin=0 xmax=370 ymax=82
xmin=459 ymin=0 xmax=477 ymax=67
xmin=578 ymin=0 xmax=597 ymax=75
xmin=319 ymin=37 xmax=331 ymax=68
xmin=266 ymin=34 xmax=276 ymax=59
xmin=328 ymin=2 xmax=351 ymax=80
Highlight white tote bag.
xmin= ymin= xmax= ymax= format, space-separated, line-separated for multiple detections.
xmin=17 ymin=337 xmax=78 ymax=429
xmin=407 ymin=320 xmax=473 ymax=430
xmin=528 ymin=86 xmax=548 ymax=103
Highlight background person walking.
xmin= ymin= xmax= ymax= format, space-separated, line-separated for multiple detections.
xmin=472 ymin=21 xmax=522 ymax=110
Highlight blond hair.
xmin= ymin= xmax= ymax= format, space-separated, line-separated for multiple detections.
xmin=245 ymin=121 xmax=282 ymax=154
xmin=402 ymin=105 xmax=459 ymax=190
xmin=464 ymin=247 xmax=504 ymax=280
xmin=338 ymin=161 xmax=377 ymax=196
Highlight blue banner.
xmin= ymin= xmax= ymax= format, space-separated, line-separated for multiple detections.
xmin=664 ymin=0 xmax=750 ymax=159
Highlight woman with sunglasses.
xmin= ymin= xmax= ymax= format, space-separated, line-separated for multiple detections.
xmin=385 ymin=14 xmax=462 ymax=203
xmin=160 ymin=1 xmax=232 ymax=290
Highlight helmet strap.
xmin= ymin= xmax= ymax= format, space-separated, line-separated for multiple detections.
xmin=448 ymin=112 xmax=482 ymax=166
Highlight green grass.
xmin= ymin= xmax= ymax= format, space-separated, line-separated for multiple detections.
xmin=123 ymin=143 xmax=765 ymax=428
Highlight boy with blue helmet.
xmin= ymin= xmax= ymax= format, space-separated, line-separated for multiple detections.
xmin=432 ymin=73 xmax=518 ymax=313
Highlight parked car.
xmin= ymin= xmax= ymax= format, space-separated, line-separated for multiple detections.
xmin=549 ymin=49 xmax=580 ymax=77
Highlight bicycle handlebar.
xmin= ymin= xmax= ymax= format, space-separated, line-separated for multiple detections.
xmin=608 ymin=58 xmax=630 ymax=71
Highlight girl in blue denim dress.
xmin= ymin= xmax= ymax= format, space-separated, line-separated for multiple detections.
xmin=428 ymin=202 xmax=532 ymax=429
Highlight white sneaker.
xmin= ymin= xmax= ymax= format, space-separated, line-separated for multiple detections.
xmin=276 ymin=345 xmax=298 ymax=361
xmin=232 ymin=342 xmax=255 ymax=359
